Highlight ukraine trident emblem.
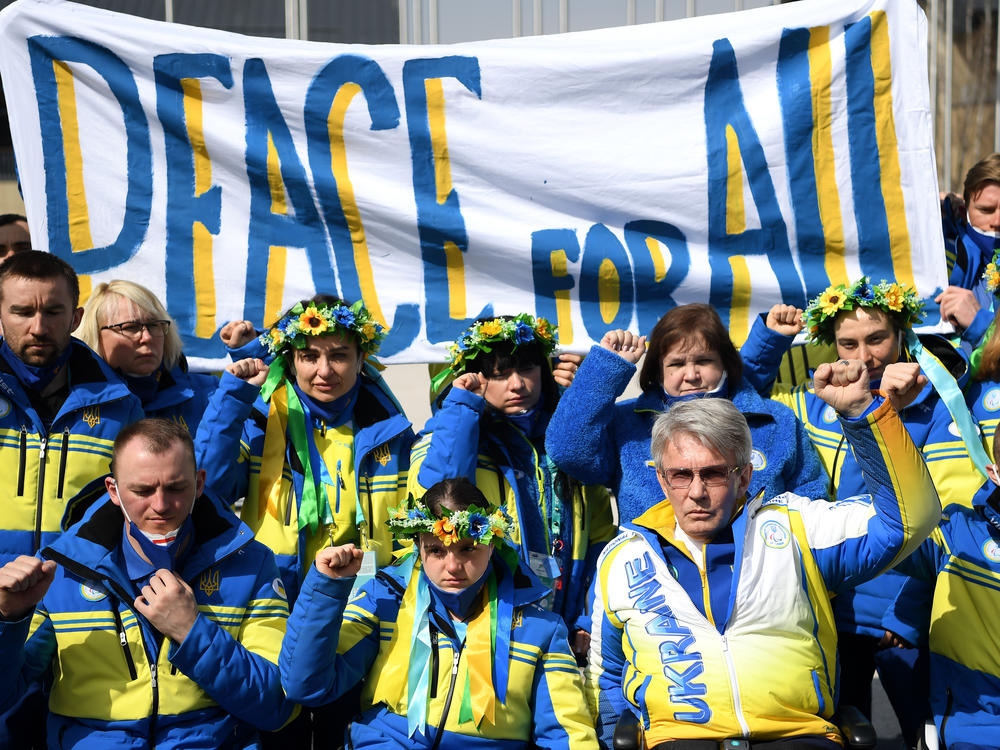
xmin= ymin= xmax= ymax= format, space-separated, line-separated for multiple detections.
xmin=199 ymin=569 xmax=220 ymax=596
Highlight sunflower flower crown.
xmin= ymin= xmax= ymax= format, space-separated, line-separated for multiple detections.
xmin=983 ymin=252 xmax=1000 ymax=294
xmin=259 ymin=300 xmax=387 ymax=356
xmin=802 ymin=277 xmax=925 ymax=345
xmin=388 ymin=494 xmax=514 ymax=547
xmin=430 ymin=314 xmax=558 ymax=392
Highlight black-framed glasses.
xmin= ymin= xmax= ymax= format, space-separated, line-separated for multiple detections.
xmin=101 ymin=319 xmax=171 ymax=340
xmin=659 ymin=464 xmax=742 ymax=489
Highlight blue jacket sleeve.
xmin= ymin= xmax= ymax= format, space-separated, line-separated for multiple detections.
xmin=168 ymin=592 xmax=295 ymax=731
xmin=545 ymin=345 xmax=635 ymax=489
xmin=193 ymin=372 xmax=261 ymax=502
xmin=962 ymin=308 xmax=993 ymax=348
xmin=882 ymin=573 xmax=934 ymax=649
xmin=279 ymin=565 xmax=380 ymax=706
xmin=416 ymin=386 xmax=485 ymax=489
xmin=0 ymin=609 xmax=54 ymax=713
xmin=228 ymin=334 xmax=268 ymax=362
xmin=738 ymin=314 xmax=793 ymax=396
xmin=808 ymin=399 xmax=941 ymax=592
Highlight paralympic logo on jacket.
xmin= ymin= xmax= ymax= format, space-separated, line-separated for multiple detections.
xmin=626 ymin=552 xmax=711 ymax=723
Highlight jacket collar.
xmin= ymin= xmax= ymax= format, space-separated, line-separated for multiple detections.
xmin=632 ymin=376 xmax=772 ymax=420
xmin=43 ymin=491 xmax=251 ymax=594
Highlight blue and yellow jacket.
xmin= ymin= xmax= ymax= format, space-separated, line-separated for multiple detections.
xmin=883 ymin=480 xmax=1000 ymax=749
xmin=545 ymin=344 xmax=828 ymax=526
xmin=280 ymin=554 xmax=598 ymax=749
xmin=966 ymin=378 xmax=1000 ymax=466
xmin=0 ymin=492 xmax=293 ymax=749
xmin=409 ymin=386 xmax=616 ymax=631
xmin=0 ymin=339 xmax=143 ymax=566
xmin=194 ymin=369 xmax=414 ymax=604
xmin=739 ymin=317 xmax=982 ymax=636
xmin=585 ymin=399 xmax=939 ymax=748
xmin=138 ymin=358 xmax=219 ymax=437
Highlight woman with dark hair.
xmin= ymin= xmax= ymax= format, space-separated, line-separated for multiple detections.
xmin=280 ymin=477 xmax=598 ymax=749
xmin=409 ymin=315 xmax=615 ymax=645
xmin=546 ymin=303 xmax=826 ymax=526
xmin=194 ymin=294 xmax=414 ymax=603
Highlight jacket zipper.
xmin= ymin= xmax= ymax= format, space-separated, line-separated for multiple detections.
xmin=33 ymin=435 xmax=47 ymax=552
xmin=56 ymin=428 xmax=69 ymax=499
xmin=149 ymin=661 xmax=159 ymax=748
xmin=429 ymin=629 xmax=440 ymax=697
xmin=720 ymin=634 xmax=750 ymax=736
xmin=336 ymin=459 xmax=344 ymax=514
xmin=111 ymin=602 xmax=138 ymax=680
xmin=431 ymin=642 xmax=463 ymax=750
xmin=16 ymin=427 xmax=25 ymax=496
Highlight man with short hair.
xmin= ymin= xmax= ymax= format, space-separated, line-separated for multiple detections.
xmin=0 ymin=214 xmax=30 ymax=261
xmin=0 ymin=418 xmax=294 ymax=747
xmin=586 ymin=360 xmax=940 ymax=749
xmin=0 ymin=250 xmax=143 ymax=747
xmin=0 ymin=250 xmax=143 ymax=563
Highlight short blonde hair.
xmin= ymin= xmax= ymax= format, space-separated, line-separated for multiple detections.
xmin=77 ymin=280 xmax=182 ymax=369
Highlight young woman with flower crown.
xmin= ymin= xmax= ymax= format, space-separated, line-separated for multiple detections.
xmin=739 ymin=276 xmax=986 ymax=749
xmin=408 ymin=314 xmax=615 ymax=652
xmin=280 ymin=477 xmax=598 ymax=749
xmin=195 ymin=295 xmax=413 ymax=604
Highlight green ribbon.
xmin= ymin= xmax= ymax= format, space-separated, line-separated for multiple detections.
xmin=969 ymin=321 xmax=996 ymax=379
xmin=260 ymin=356 xmax=326 ymax=533
xmin=905 ymin=331 xmax=990 ymax=477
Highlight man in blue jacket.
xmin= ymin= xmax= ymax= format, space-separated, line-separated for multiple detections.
xmin=0 ymin=418 xmax=293 ymax=748
xmin=0 ymin=250 xmax=143 ymax=747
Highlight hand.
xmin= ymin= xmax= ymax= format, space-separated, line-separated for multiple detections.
xmin=552 ymin=353 xmax=584 ymax=388
xmin=879 ymin=630 xmax=914 ymax=650
xmin=0 ymin=556 xmax=56 ymax=621
xmin=571 ymin=629 xmax=591 ymax=662
xmin=941 ymin=191 xmax=965 ymax=223
xmin=452 ymin=372 xmax=487 ymax=397
xmin=315 ymin=544 xmax=364 ymax=579
xmin=134 ymin=570 xmax=199 ymax=643
xmin=220 ymin=320 xmax=258 ymax=349
xmin=599 ymin=330 xmax=646 ymax=365
xmin=935 ymin=286 xmax=980 ymax=331
xmin=879 ymin=363 xmax=927 ymax=412
xmin=813 ymin=359 xmax=873 ymax=418
xmin=225 ymin=358 xmax=269 ymax=387
xmin=765 ymin=304 xmax=805 ymax=337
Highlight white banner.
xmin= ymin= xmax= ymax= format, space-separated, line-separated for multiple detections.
xmin=0 ymin=0 xmax=943 ymax=368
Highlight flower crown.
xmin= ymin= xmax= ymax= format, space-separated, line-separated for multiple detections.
xmin=388 ymin=494 xmax=514 ymax=547
xmin=430 ymin=314 xmax=557 ymax=392
xmin=802 ymin=277 xmax=925 ymax=345
xmin=983 ymin=254 xmax=1000 ymax=294
xmin=259 ymin=300 xmax=387 ymax=356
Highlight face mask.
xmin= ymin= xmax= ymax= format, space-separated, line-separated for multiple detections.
xmin=965 ymin=216 xmax=1000 ymax=259
xmin=426 ymin=561 xmax=492 ymax=620
xmin=114 ymin=481 xmax=193 ymax=570
xmin=662 ymin=370 xmax=729 ymax=407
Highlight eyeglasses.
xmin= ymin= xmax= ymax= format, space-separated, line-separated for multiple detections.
xmin=101 ymin=319 xmax=171 ymax=340
xmin=659 ymin=464 xmax=742 ymax=489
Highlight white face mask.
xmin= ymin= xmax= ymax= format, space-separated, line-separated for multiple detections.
xmin=110 ymin=478 xmax=183 ymax=544
xmin=968 ymin=213 xmax=1000 ymax=240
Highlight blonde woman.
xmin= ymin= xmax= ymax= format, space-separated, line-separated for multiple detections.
xmin=77 ymin=280 xmax=218 ymax=434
